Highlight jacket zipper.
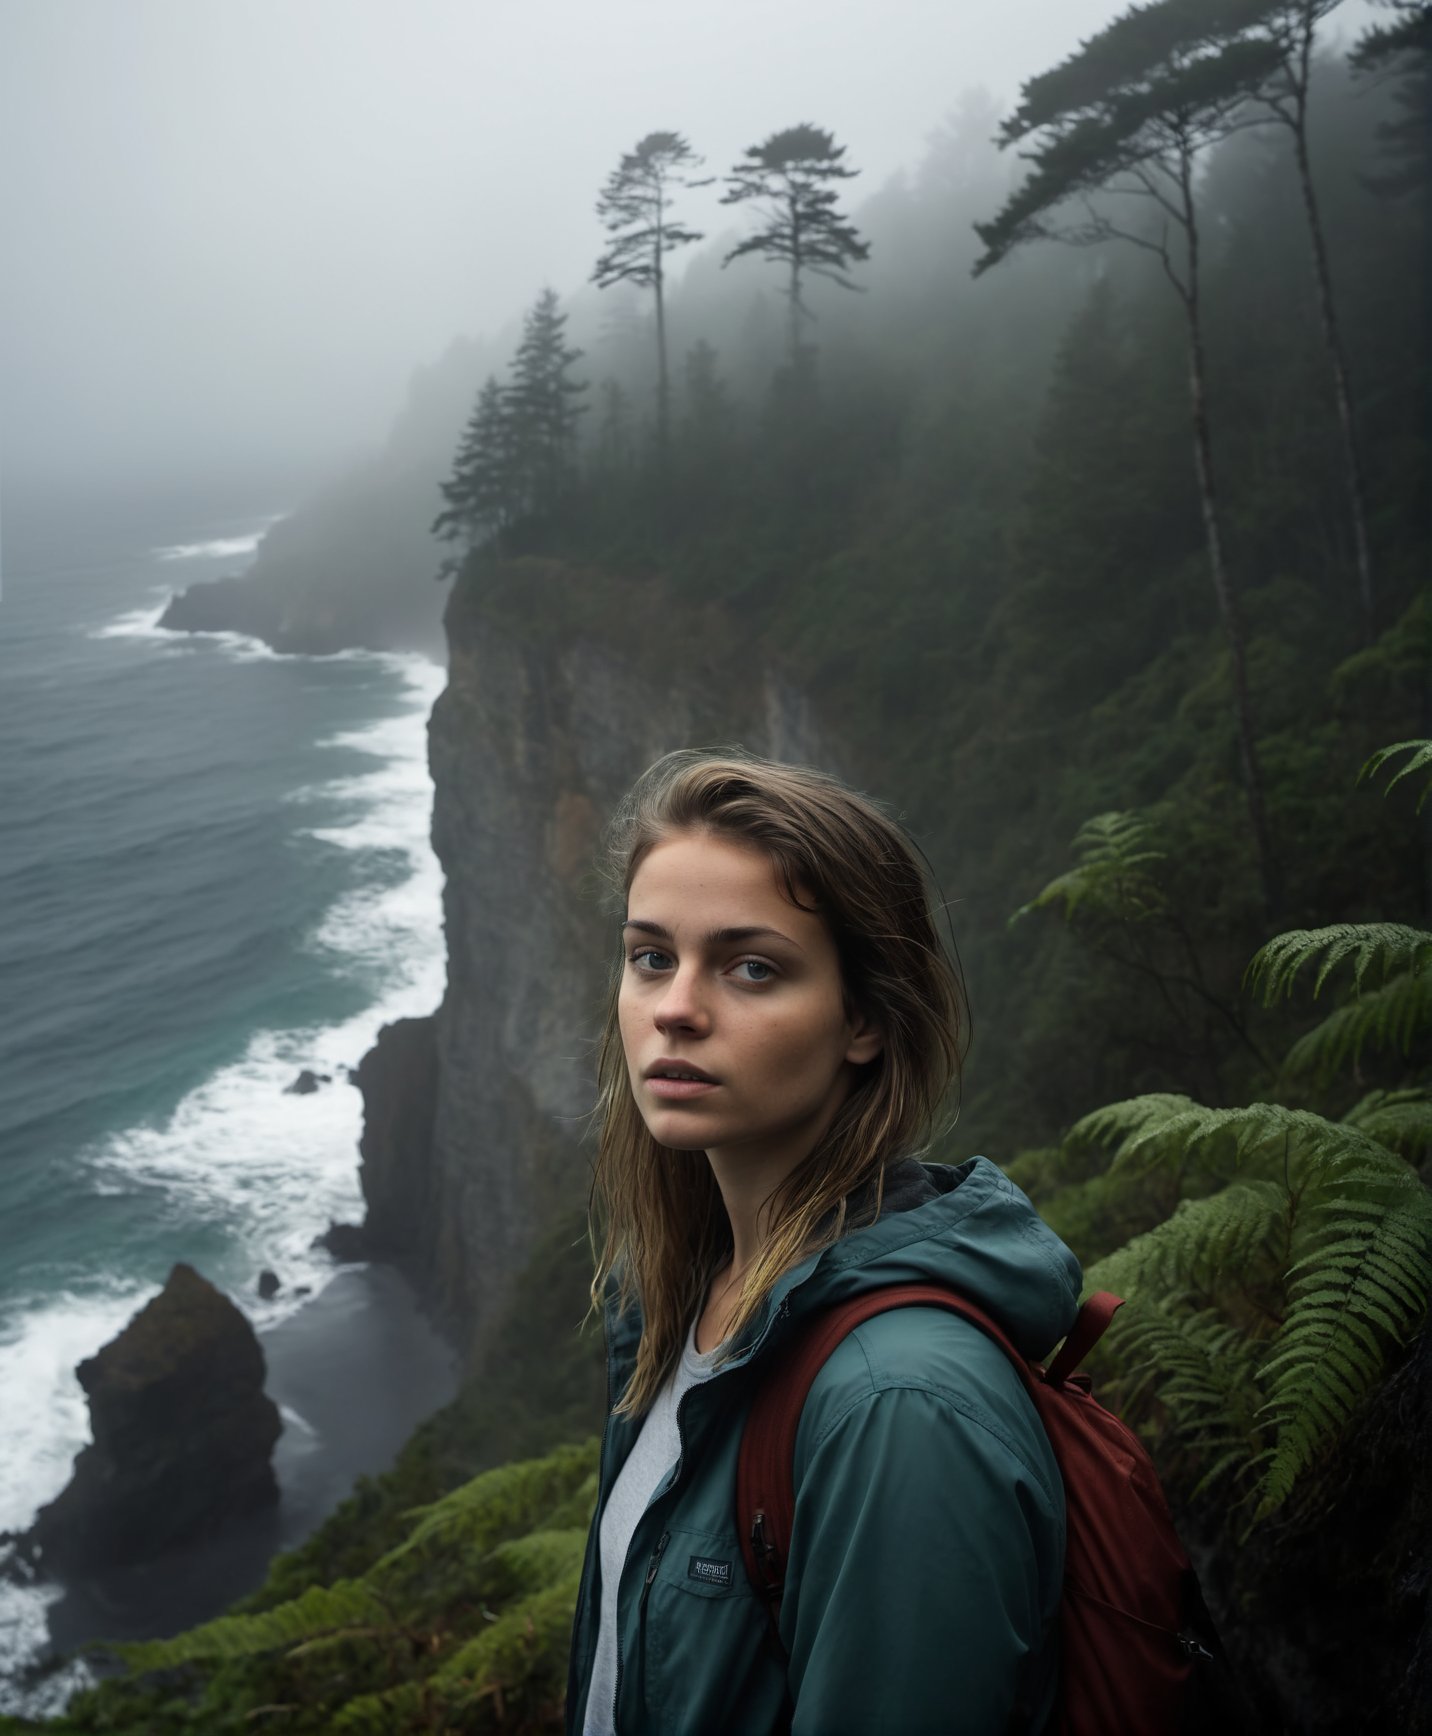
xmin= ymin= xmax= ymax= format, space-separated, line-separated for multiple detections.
xmin=609 ymin=1371 xmax=707 ymax=1733
xmin=611 ymin=1530 xmax=670 ymax=1731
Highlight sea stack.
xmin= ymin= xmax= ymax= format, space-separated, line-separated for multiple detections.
xmin=26 ymin=1263 xmax=283 ymax=1576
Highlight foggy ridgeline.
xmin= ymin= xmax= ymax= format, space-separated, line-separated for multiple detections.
xmin=23 ymin=20 xmax=1432 ymax=1736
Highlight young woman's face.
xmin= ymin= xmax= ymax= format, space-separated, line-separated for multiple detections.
xmin=619 ymin=828 xmax=881 ymax=1175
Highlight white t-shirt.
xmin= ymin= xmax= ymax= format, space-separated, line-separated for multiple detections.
xmin=582 ymin=1314 xmax=725 ymax=1736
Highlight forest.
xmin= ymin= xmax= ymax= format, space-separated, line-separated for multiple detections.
xmin=5 ymin=1 xmax=1428 ymax=1731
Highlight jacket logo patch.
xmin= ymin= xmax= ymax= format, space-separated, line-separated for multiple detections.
xmin=688 ymin=1555 xmax=733 ymax=1587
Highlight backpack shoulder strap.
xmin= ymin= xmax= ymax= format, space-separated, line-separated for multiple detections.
xmin=736 ymin=1283 xmax=1124 ymax=1638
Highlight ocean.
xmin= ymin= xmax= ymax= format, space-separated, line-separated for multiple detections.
xmin=0 ymin=482 xmax=453 ymax=1713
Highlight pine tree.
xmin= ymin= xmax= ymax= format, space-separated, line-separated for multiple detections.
xmin=431 ymin=375 xmax=516 ymax=562
xmin=720 ymin=124 xmax=870 ymax=368
xmin=505 ymin=288 xmax=588 ymax=521
xmin=591 ymin=132 xmax=710 ymax=455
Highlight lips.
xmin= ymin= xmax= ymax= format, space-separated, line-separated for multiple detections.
xmin=645 ymin=1058 xmax=719 ymax=1083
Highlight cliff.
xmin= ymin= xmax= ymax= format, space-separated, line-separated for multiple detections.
xmin=355 ymin=557 xmax=835 ymax=1361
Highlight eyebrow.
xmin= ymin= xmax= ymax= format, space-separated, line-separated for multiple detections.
xmin=622 ymin=919 xmax=804 ymax=952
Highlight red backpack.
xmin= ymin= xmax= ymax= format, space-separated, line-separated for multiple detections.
xmin=736 ymin=1284 xmax=1247 ymax=1736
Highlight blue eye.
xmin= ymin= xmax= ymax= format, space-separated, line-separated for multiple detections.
xmin=734 ymin=959 xmax=774 ymax=982
xmin=629 ymin=948 xmax=671 ymax=972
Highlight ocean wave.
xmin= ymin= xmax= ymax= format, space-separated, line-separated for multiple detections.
xmin=87 ymin=603 xmax=175 ymax=642
xmin=152 ymin=519 xmax=284 ymax=563
xmin=2 ymin=648 xmax=444 ymax=1559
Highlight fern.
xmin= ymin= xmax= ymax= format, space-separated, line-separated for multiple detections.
xmin=329 ymin=1573 xmax=582 ymax=1734
xmin=1086 ymin=1180 xmax=1288 ymax=1303
xmin=372 ymin=1438 xmax=596 ymax=1587
xmin=1070 ymin=1093 xmax=1405 ymax=1190
xmin=1094 ymin=1303 xmax=1265 ymax=1499
xmin=1244 ymin=921 xmax=1431 ymax=1003
xmin=1281 ymin=968 xmax=1432 ymax=1083
xmin=1257 ymin=1196 xmax=1432 ymax=1513
xmin=1358 ymin=738 xmax=1432 ymax=812
xmin=1342 ymin=1088 xmax=1432 ymax=1167
xmin=1010 ymin=809 xmax=1169 ymax=925
xmin=1074 ymin=1092 xmax=1432 ymax=1517
xmin=110 ymin=1578 xmax=393 ymax=1672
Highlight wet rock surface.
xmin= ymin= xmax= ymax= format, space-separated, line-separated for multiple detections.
xmin=25 ymin=1264 xmax=282 ymax=1577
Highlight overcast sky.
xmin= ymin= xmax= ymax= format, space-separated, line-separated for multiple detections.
xmin=0 ymin=0 xmax=1380 ymax=501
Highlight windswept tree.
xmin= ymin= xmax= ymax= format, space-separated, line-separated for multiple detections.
xmin=974 ymin=9 xmax=1284 ymax=917
xmin=1352 ymin=0 xmax=1432 ymax=196
xmin=1147 ymin=0 xmax=1380 ymax=621
xmin=720 ymin=124 xmax=870 ymax=367
xmin=592 ymin=132 xmax=710 ymax=455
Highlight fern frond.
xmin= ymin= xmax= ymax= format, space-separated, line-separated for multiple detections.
xmin=471 ymin=1528 xmax=588 ymax=1605
xmin=1070 ymin=1094 xmax=1406 ymax=1192
xmin=1343 ymin=1089 xmax=1432 ymax=1166
xmin=1282 ymin=969 xmax=1432 ymax=1083
xmin=432 ymin=1570 xmax=583 ymax=1688
xmin=1359 ymin=738 xmax=1432 ymax=812
xmin=1256 ymin=1192 xmax=1432 ymax=1515
xmin=1010 ymin=810 xmax=1169 ymax=926
xmin=1244 ymin=922 xmax=1432 ymax=1003
xmin=1098 ymin=1301 xmax=1265 ymax=1495
xmin=112 ymin=1578 xmax=391 ymax=1672
xmin=1085 ymin=1181 xmax=1287 ymax=1302
xmin=373 ymin=1439 xmax=597 ymax=1589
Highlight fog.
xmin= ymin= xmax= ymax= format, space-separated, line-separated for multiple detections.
xmin=0 ymin=0 xmax=1381 ymax=502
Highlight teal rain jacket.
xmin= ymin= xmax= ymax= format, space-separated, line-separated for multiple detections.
xmin=565 ymin=1156 xmax=1084 ymax=1736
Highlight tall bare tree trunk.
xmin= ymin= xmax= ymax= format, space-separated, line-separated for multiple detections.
xmin=1287 ymin=19 xmax=1375 ymax=622
xmin=1179 ymin=143 xmax=1282 ymax=919
xmin=654 ymin=201 xmax=670 ymax=461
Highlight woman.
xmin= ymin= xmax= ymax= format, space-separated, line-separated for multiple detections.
xmin=565 ymin=749 xmax=1082 ymax=1736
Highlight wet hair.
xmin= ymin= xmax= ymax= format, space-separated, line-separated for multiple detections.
xmin=587 ymin=747 xmax=967 ymax=1414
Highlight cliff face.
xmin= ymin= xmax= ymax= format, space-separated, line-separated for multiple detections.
xmin=357 ymin=559 xmax=833 ymax=1358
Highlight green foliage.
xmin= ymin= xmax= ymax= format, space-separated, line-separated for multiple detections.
xmin=1079 ymin=1092 xmax=1432 ymax=1518
xmin=1359 ymin=737 xmax=1432 ymax=811
xmin=1245 ymin=920 xmax=1432 ymax=1000
xmin=111 ymin=1580 xmax=394 ymax=1675
xmin=1280 ymin=966 xmax=1432 ymax=1081
xmin=60 ymin=1440 xmax=599 ymax=1735
xmin=1010 ymin=810 xmax=1170 ymax=925
xmin=1342 ymin=1087 xmax=1432 ymax=1168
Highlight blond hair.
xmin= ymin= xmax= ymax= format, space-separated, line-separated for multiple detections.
xmin=588 ymin=748 xmax=967 ymax=1415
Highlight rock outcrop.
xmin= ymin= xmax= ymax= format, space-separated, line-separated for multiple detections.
xmin=159 ymin=453 xmax=448 ymax=658
xmin=26 ymin=1264 xmax=282 ymax=1575
xmin=354 ymin=558 xmax=835 ymax=1360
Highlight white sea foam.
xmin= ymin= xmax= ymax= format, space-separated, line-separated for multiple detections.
xmin=0 ymin=642 xmax=445 ymax=1711
xmin=152 ymin=517 xmax=284 ymax=563
xmin=87 ymin=602 xmax=173 ymax=642
xmin=0 ymin=1562 xmax=95 ymax=1717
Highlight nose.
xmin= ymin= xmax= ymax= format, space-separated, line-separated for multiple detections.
xmin=653 ymin=962 xmax=712 ymax=1036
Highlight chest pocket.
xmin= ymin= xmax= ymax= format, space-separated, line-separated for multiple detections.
xmin=638 ymin=1522 xmax=787 ymax=1736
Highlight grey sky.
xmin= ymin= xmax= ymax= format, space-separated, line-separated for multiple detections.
xmin=0 ymin=0 xmax=1380 ymax=497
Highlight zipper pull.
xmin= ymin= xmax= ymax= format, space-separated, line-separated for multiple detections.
xmin=645 ymin=1530 xmax=671 ymax=1590
xmin=1178 ymin=1630 xmax=1216 ymax=1664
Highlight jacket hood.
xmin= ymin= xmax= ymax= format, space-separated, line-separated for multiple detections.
xmin=606 ymin=1155 xmax=1082 ymax=1376
xmin=761 ymin=1154 xmax=1082 ymax=1361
